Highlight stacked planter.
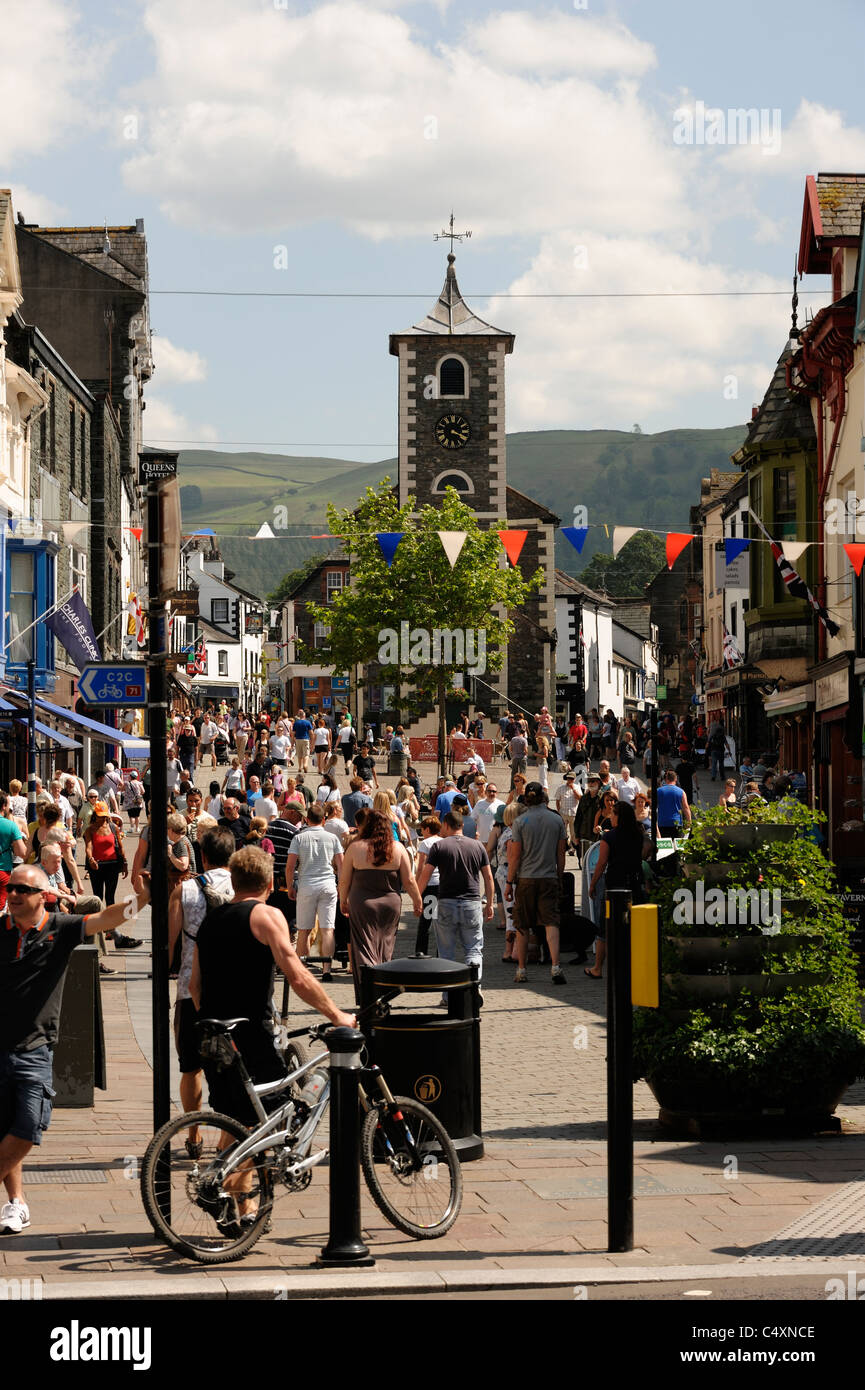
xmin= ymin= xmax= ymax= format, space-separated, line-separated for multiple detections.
xmin=633 ymin=806 xmax=865 ymax=1136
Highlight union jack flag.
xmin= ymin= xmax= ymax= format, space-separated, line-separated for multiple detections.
xmin=748 ymin=509 xmax=839 ymax=638
xmin=722 ymin=624 xmax=743 ymax=670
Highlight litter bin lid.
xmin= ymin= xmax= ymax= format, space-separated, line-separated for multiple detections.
xmin=364 ymin=956 xmax=474 ymax=990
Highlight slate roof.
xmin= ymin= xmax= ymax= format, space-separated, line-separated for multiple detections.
xmin=812 ymin=174 xmax=865 ymax=239
xmin=24 ymin=225 xmax=147 ymax=291
xmin=735 ymin=344 xmax=816 ymax=458
xmin=612 ymin=601 xmax=652 ymax=638
xmin=554 ymin=568 xmax=612 ymax=607
xmin=391 ymin=254 xmax=512 ymax=340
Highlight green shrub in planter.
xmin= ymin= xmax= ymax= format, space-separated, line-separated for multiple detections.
xmin=634 ymin=805 xmax=865 ymax=1127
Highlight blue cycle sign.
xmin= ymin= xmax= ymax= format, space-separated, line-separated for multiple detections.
xmin=79 ymin=664 xmax=147 ymax=707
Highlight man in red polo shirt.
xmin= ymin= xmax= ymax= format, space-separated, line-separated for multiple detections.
xmin=0 ymin=865 xmax=150 ymax=1236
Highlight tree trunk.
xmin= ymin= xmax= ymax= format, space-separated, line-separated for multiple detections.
xmin=438 ymin=669 xmax=447 ymax=778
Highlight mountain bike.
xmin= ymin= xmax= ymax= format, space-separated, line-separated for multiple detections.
xmin=140 ymin=994 xmax=462 ymax=1264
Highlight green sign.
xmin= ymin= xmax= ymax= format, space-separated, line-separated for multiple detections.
xmin=656 ymin=684 xmax=667 ymax=701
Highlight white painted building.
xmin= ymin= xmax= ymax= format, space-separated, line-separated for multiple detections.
xmin=612 ymin=618 xmax=660 ymax=712
xmin=171 ymin=546 xmax=265 ymax=712
xmin=554 ymin=571 xmax=616 ymax=717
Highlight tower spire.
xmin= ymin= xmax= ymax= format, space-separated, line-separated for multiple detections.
xmin=433 ymin=212 xmax=472 ymax=256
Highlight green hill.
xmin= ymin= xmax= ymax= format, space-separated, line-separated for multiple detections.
xmin=177 ymin=426 xmax=748 ymax=598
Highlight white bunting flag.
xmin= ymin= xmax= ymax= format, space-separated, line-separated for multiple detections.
xmin=253 ymin=523 xmax=276 ymax=539
xmin=62 ymin=521 xmax=89 ymax=543
xmin=612 ymin=526 xmax=640 ymax=557
xmin=780 ymin=540 xmax=810 ymax=565
xmin=437 ymin=531 xmax=467 ymax=567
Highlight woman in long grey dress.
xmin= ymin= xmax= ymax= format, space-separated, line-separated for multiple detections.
xmin=339 ymin=810 xmax=423 ymax=997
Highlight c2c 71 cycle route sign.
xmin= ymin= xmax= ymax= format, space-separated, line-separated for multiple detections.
xmin=78 ymin=664 xmax=148 ymax=707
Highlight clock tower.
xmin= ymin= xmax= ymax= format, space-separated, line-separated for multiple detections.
xmin=387 ymin=249 xmax=559 ymax=715
xmin=389 ymin=252 xmax=512 ymax=518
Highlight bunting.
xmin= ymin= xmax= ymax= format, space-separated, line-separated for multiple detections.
xmin=725 ymin=537 xmax=750 ymax=566
xmin=63 ymin=521 xmax=90 ymax=543
xmin=844 ymin=543 xmax=865 ymax=577
xmin=253 ymin=523 xmax=276 ymax=539
xmin=376 ymin=533 xmax=404 ymax=567
xmin=498 ymin=530 xmax=527 ymax=565
xmin=127 ymin=526 xmax=143 ymax=541
xmin=612 ymin=526 xmax=640 ymax=557
xmin=560 ymin=525 xmax=589 ymax=555
xmin=437 ymin=531 xmax=467 ymax=567
xmin=781 ymin=540 xmax=811 ymax=565
xmin=666 ymin=533 xmax=693 ymax=570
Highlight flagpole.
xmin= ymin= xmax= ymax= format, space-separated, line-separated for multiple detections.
xmin=2 ymin=586 xmax=79 ymax=656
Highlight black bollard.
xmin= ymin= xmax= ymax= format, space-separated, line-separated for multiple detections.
xmin=606 ymin=889 xmax=633 ymax=1252
xmin=318 ymin=1026 xmax=376 ymax=1267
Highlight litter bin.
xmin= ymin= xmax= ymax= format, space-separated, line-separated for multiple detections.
xmin=360 ymin=956 xmax=483 ymax=1160
xmin=53 ymin=945 xmax=107 ymax=1107
xmin=387 ymin=750 xmax=408 ymax=777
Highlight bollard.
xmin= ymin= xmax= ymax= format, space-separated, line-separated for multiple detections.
xmin=318 ymin=1026 xmax=375 ymax=1267
xmin=606 ymin=888 xmax=633 ymax=1253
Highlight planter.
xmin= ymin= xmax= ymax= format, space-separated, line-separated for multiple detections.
xmin=681 ymin=862 xmax=739 ymax=886
xmin=662 ymin=971 xmax=830 ymax=1000
xmin=753 ymin=823 xmax=797 ymax=845
xmin=665 ymin=935 xmax=824 ymax=969
xmin=711 ymin=824 xmax=756 ymax=854
xmin=647 ymin=1072 xmax=850 ymax=1134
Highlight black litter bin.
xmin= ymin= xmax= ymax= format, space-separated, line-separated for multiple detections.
xmin=360 ymin=956 xmax=483 ymax=1160
xmin=53 ymin=945 xmax=107 ymax=1107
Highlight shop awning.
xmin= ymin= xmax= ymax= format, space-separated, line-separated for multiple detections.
xmin=763 ymin=682 xmax=814 ymax=717
xmin=1 ymin=691 xmax=142 ymax=749
xmin=0 ymin=698 xmax=82 ymax=750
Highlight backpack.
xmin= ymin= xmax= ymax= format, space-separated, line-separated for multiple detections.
xmin=183 ymin=873 xmax=234 ymax=940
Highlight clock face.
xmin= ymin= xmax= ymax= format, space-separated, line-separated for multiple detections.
xmin=435 ymin=413 xmax=471 ymax=450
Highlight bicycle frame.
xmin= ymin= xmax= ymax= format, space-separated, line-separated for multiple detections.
xmin=206 ymin=1036 xmax=402 ymax=1188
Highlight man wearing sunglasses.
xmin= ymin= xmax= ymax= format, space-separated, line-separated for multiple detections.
xmin=0 ymin=866 xmax=150 ymax=1237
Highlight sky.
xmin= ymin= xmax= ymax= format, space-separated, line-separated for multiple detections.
xmin=4 ymin=0 xmax=865 ymax=464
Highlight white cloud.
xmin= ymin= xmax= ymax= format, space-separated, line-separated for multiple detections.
xmin=0 ymin=0 xmax=104 ymax=162
xmin=7 ymin=185 xmax=68 ymax=226
xmin=486 ymin=231 xmax=789 ymax=430
xmin=720 ymin=99 xmax=865 ymax=174
xmin=466 ymin=10 xmax=656 ymax=76
xmin=151 ymin=336 xmax=207 ymax=384
xmin=141 ymin=393 xmax=218 ymax=451
xmin=122 ymin=1 xmax=685 ymax=239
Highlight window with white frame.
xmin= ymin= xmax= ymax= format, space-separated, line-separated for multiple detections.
xmin=218 ymin=650 xmax=228 ymax=677
xmin=212 ymin=597 xmax=229 ymax=625
xmin=326 ymin=571 xmax=344 ymax=603
xmin=70 ymin=547 xmax=87 ymax=603
xmin=314 ymin=621 xmax=330 ymax=649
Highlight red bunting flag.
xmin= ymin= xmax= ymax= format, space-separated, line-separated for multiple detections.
xmin=498 ymin=530 xmax=527 ymax=566
xmin=666 ymin=532 xmax=693 ymax=570
xmin=844 ymin=543 xmax=865 ymax=577
xmin=128 ymin=527 xmax=143 ymax=542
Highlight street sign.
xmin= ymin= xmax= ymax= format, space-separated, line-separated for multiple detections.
xmin=644 ymin=678 xmax=657 ymax=699
xmin=79 ymin=664 xmax=147 ymax=707
xmin=139 ymin=452 xmax=178 ymax=485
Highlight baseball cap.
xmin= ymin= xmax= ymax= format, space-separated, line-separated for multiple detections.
xmin=564 ymin=772 xmax=575 ymax=781
xmin=92 ymin=800 xmax=111 ymax=816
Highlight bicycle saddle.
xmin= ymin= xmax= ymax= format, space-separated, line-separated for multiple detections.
xmin=198 ymin=1017 xmax=248 ymax=1032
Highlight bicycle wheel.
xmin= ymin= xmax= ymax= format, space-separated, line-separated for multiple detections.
xmin=140 ymin=1110 xmax=273 ymax=1264
xmin=360 ymin=1097 xmax=462 ymax=1238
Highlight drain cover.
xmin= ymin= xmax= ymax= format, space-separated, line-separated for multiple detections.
xmin=24 ymin=1168 xmax=108 ymax=1185
xmin=743 ymin=1177 xmax=865 ymax=1261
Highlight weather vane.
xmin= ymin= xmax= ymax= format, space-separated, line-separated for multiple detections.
xmin=434 ymin=212 xmax=472 ymax=253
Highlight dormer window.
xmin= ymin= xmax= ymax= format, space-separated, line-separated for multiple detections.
xmin=439 ymin=356 xmax=467 ymax=398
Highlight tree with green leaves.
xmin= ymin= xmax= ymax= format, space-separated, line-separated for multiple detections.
xmin=579 ymin=530 xmax=665 ymax=598
xmin=304 ymin=481 xmax=543 ymax=773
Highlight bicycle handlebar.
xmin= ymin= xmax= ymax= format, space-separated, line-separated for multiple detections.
xmin=280 ymin=986 xmax=405 ymax=1043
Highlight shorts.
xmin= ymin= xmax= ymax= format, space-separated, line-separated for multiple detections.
xmin=296 ymin=884 xmax=337 ymax=935
xmin=202 ymin=1025 xmax=285 ymax=1128
xmin=0 ymin=1045 xmax=55 ymax=1146
xmin=174 ymin=997 xmax=202 ymax=1075
xmin=513 ymin=877 xmax=560 ymax=934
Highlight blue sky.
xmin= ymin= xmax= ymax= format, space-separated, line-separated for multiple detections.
xmin=4 ymin=0 xmax=865 ymax=463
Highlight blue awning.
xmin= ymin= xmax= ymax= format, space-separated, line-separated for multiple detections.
xmin=1 ymin=691 xmax=140 ymax=749
xmin=0 ymin=699 xmax=82 ymax=751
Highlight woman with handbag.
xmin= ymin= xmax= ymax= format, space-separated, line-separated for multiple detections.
xmin=84 ymin=803 xmax=142 ymax=951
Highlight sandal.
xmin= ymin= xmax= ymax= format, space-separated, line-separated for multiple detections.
xmin=584 ymin=968 xmax=603 ymax=979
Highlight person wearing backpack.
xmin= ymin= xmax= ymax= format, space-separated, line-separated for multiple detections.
xmin=167 ymin=826 xmax=235 ymax=1156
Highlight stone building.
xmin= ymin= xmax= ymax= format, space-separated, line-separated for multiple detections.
xmin=14 ymin=218 xmax=151 ymax=659
xmin=388 ymin=252 xmax=559 ymax=714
